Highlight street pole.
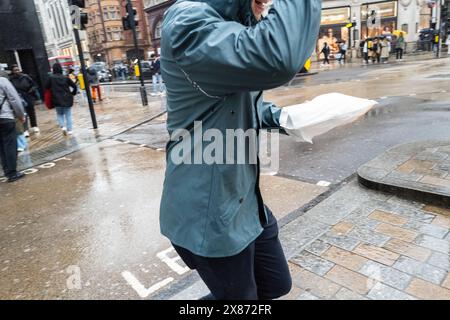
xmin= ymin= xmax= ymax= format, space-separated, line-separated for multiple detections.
xmin=73 ymin=28 xmax=98 ymax=129
xmin=127 ymin=0 xmax=148 ymax=106
xmin=437 ymin=0 xmax=442 ymax=58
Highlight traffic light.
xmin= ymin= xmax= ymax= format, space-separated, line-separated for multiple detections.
xmin=69 ymin=0 xmax=88 ymax=30
xmin=370 ymin=10 xmax=376 ymax=25
xmin=443 ymin=1 xmax=450 ymax=34
xmin=123 ymin=2 xmax=138 ymax=30
xmin=122 ymin=17 xmax=131 ymax=30
xmin=80 ymin=12 xmax=88 ymax=30
xmin=69 ymin=0 xmax=85 ymax=8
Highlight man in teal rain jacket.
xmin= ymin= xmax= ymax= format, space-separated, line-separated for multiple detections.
xmin=160 ymin=0 xmax=321 ymax=299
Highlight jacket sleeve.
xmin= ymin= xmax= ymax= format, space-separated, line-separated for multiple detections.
xmin=166 ymin=0 xmax=322 ymax=95
xmin=259 ymin=100 xmax=287 ymax=134
xmin=4 ymin=80 xmax=25 ymax=119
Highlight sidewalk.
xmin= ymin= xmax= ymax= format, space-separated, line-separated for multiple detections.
xmin=308 ymin=51 xmax=434 ymax=74
xmin=359 ymin=141 xmax=450 ymax=207
xmin=165 ymin=141 xmax=450 ymax=300
xmin=1 ymin=91 xmax=166 ymax=177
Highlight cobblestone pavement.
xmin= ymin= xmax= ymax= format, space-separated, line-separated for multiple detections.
xmin=166 ymin=179 xmax=450 ymax=300
xmin=280 ymin=180 xmax=450 ymax=300
xmin=359 ymin=141 xmax=450 ymax=207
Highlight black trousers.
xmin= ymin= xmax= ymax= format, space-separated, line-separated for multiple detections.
xmin=396 ymin=48 xmax=403 ymax=60
xmin=24 ymin=95 xmax=37 ymax=128
xmin=173 ymin=210 xmax=292 ymax=300
xmin=0 ymin=119 xmax=18 ymax=178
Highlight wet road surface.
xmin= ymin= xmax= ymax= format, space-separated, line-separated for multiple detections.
xmin=1 ymin=56 xmax=449 ymax=299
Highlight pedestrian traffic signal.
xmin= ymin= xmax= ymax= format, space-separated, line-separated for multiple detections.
xmin=70 ymin=5 xmax=88 ymax=30
xmin=80 ymin=12 xmax=88 ymax=30
xmin=122 ymin=16 xmax=131 ymax=30
xmin=69 ymin=0 xmax=88 ymax=30
xmin=123 ymin=2 xmax=139 ymax=29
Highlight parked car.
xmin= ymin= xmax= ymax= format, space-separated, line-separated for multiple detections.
xmin=97 ymin=69 xmax=112 ymax=82
xmin=141 ymin=61 xmax=153 ymax=80
xmin=89 ymin=62 xmax=112 ymax=82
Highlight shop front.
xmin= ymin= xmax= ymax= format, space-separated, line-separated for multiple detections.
xmin=317 ymin=6 xmax=351 ymax=58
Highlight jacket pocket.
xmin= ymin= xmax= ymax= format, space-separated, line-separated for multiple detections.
xmin=218 ymin=182 xmax=253 ymax=227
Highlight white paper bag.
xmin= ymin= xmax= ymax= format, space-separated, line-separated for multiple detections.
xmin=279 ymin=93 xmax=377 ymax=143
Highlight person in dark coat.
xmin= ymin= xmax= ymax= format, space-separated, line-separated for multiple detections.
xmin=46 ymin=63 xmax=77 ymax=136
xmin=0 ymin=70 xmax=26 ymax=182
xmin=9 ymin=65 xmax=39 ymax=135
xmin=321 ymin=42 xmax=331 ymax=65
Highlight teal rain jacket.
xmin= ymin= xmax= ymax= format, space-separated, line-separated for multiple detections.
xmin=160 ymin=0 xmax=322 ymax=258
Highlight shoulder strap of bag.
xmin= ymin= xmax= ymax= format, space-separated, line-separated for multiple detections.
xmin=0 ymin=95 xmax=7 ymax=111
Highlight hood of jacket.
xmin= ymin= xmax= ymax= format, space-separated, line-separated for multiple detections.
xmin=179 ymin=0 xmax=257 ymax=26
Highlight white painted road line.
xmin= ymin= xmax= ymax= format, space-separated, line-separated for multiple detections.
xmin=22 ymin=168 xmax=38 ymax=175
xmin=317 ymin=181 xmax=331 ymax=187
xmin=121 ymin=271 xmax=173 ymax=298
xmin=157 ymin=247 xmax=190 ymax=275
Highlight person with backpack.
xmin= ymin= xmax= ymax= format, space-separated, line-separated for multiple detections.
xmin=46 ymin=63 xmax=78 ymax=136
xmin=0 ymin=70 xmax=26 ymax=182
xmin=9 ymin=65 xmax=40 ymax=136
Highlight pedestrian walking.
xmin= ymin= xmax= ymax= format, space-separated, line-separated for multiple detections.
xmin=321 ymin=42 xmax=331 ymax=66
xmin=372 ymin=38 xmax=381 ymax=64
xmin=338 ymin=41 xmax=347 ymax=64
xmin=9 ymin=65 xmax=40 ymax=136
xmin=160 ymin=0 xmax=321 ymax=300
xmin=16 ymin=117 xmax=27 ymax=153
xmin=380 ymin=37 xmax=390 ymax=64
xmin=87 ymin=68 xmax=102 ymax=102
xmin=362 ymin=39 xmax=369 ymax=64
xmin=150 ymin=54 xmax=164 ymax=96
xmin=396 ymin=34 xmax=405 ymax=60
xmin=446 ymin=36 xmax=450 ymax=56
xmin=46 ymin=63 xmax=77 ymax=136
xmin=0 ymin=70 xmax=26 ymax=182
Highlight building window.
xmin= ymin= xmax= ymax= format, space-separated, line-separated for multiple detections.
xmin=106 ymin=28 xmax=113 ymax=41
xmin=112 ymin=28 xmax=122 ymax=41
xmin=57 ymin=2 xmax=69 ymax=36
xmin=50 ymin=4 xmax=61 ymax=39
xmin=109 ymin=7 xmax=119 ymax=20
xmin=154 ymin=20 xmax=162 ymax=39
xmin=103 ymin=10 xmax=109 ymax=21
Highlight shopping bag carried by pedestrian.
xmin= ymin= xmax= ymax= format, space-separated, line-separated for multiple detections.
xmin=279 ymin=93 xmax=377 ymax=143
xmin=44 ymin=88 xmax=53 ymax=109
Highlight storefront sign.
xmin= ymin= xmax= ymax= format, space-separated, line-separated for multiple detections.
xmin=321 ymin=7 xmax=351 ymax=25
